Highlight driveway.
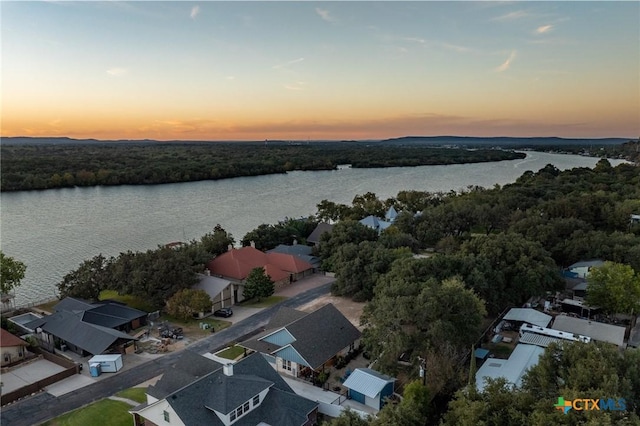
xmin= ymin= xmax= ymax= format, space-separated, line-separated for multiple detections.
xmin=1 ymin=359 xmax=66 ymax=394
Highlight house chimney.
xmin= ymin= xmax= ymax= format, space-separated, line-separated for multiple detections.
xmin=205 ymin=269 xmax=210 ymax=276
xmin=223 ymin=363 xmax=234 ymax=376
xmin=293 ymin=239 xmax=298 ymax=245
xmin=250 ymin=241 xmax=255 ymax=248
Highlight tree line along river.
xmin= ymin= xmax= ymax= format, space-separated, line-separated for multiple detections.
xmin=0 ymin=151 xmax=628 ymax=307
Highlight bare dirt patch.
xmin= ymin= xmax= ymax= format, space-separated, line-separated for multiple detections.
xmin=296 ymin=295 xmax=366 ymax=330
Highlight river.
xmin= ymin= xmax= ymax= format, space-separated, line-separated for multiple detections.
xmin=0 ymin=151 xmax=628 ymax=306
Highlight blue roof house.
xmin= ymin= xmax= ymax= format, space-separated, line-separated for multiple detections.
xmin=342 ymin=368 xmax=395 ymax=411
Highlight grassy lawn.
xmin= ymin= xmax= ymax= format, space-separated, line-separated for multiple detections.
xmin=157 ymin=314 xmax=232 ymax=337
xmin=99 ymin=290 xmax=156 ymax=312
xmin=42 ymin=399 xmax=133 ymax=426
xmin=217 ymin=345 xmax=245 ymax=360
xmin=35 ymin=299 xmax=60 ymax=314
xmin=115 ymin=387 xmax=147 ymax=403
xmin=239 ymin=295 xmax=287 ymax=308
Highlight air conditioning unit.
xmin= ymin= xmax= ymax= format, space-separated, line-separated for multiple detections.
xmin=61 ymin=344 xmax=67 ymax=352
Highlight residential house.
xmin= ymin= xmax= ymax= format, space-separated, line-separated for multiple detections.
xmin=359 ymin=216 xmax=392 ymax=235
xmin=342 ymin=368 xmax=395 ymax=411
xmin=193 ymin=273 xmax=234 ymax=314
xmin=475 ymin=344 xmax=545 ymax=392
xmin=630 ymin=214 xmax=640 ymax=225
xmin=132 ymin=351 xmax=319 ymax=426
xmin=1 ymin=328 xmax=29 ymax=367
xmin=306 ymin=223 xmax=333 ymax=246
xmin=385 ymin=206 xmax=399 ymax=223
xmin=53 ymin=297 xmax=148 ymax=332
xmin=206 ymin=246 xmax=314 ymax=302
xmin=563 ymin=260 xmax=605 ymax=299
xmin=238 ymin=304 xmax=361 ymax=379
xmin=564 ymin=259 xmax=605 ymax=280
xmin=267 ymin=244 xmax=321 ymax=270
xmin=24 ymin=297 xmax=144 ymax=356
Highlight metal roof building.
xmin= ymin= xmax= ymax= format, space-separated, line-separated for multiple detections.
xmin=342 ymin=368 xmax=395 ymax=411
xmin=551 ymin=315 xmax=626 ymax=347
xmin=475 ymin=344 xmax=545 ymax=393
xmin=503 ymin=308 xmax=552 ymax=328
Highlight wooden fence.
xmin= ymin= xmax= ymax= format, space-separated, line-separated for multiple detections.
xmin=0 ymin=347 xmax=79 ymax=406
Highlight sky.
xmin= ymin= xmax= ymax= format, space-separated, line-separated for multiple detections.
xmin=1 ymin=1 xmax=639 ymax=141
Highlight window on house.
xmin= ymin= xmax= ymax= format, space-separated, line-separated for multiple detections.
xmin=252 ymin=395 xmax=260 ymax=406
xmin=243 ymin=401 xmax=250 ymax=412
xmin=163 ymin=410 xmax=170 ymax=422
xmin=230 ymin=411 xmax=236 ymax=421
xmin=283 ymin=359 xmax=292 ymax=371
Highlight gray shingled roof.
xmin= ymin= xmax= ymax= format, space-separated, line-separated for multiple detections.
xmin=24 ymin=310 xmax=136 ymax=355
xmin=267 ymin=245 xmax=320 ymax=268
xmin=306 ymin=223 xmax=333 ymax=244
xmin=286 ymin=304 xmax=361 ymax=369
xmin=267 ymin=307 xmax=308 ymax=330
xmin=240 ymin=304 xmax=361 ymax=370
xmin=163 ymin=353 xmax=315 ymax=426
xmin=54 ymin=297 xmax=94 ymax=313
xmin=203 ymin=374 xmax=272 ymax=413
xmin=147 ymin=350 xmax=222 ymax=399
xmin=53 ymin=297 xmax=147 ymax=329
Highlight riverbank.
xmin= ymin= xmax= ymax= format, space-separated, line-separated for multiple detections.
xmin=1 ymin=151 xmax=629 ymax=306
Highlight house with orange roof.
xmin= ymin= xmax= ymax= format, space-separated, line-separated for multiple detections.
xmin=206 ymin=244 xmax=314 ymax=303
xmin=1 ymin=328 xmax=29 ymax=367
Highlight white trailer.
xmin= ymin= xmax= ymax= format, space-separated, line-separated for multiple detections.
xmin=88 ymin=354 xmax=123 ymax=373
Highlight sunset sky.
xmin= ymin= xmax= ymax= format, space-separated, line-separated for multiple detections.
xmin=2 ymin=1 xmax=639 ymax=141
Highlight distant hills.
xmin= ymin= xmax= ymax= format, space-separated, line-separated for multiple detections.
xmin=379 ymin=136 xmax=631 ymax=146
xmin=1 ymin=135 xmax=633 ymax=146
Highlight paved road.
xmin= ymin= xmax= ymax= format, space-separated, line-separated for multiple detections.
xmin=1 ymin=282 xmax=331 ymax=426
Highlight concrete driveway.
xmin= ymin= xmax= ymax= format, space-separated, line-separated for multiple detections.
xmin=1 ymin=359 xmax=66 ymax=394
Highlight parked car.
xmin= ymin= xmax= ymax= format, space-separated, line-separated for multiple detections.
xmin=214 ymin=307 xmax=233 ymax=318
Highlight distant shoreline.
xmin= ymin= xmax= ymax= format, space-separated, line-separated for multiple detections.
xmin=0 ymin=142 xmax=526 ymax=192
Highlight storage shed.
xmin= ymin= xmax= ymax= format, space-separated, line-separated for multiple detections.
xmin=88 ymin=354 xmax=123 ymax=373
xmin=342 ymin=368 xmax=395 ymax=411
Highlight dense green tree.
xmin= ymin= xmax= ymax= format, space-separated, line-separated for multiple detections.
xmin=443 ymin=342 xmax=640 ymax=425
xmin=377 ymin=228 xmax=420 ymax=252
xmin=362 ymin=274 xmax=486 ymax=382
xmin=585 ymin=262 xmax=640 ymax=316
xmin=166 ymin=289 xmax=212 ymax=320
xmin=351 ymin=192 xmax=386 ymax=219
xmin=319 ymin=221 xmax=378 ymax=271
xmin=322 ymin=408 xmax=371 ymax=426
xmin=243 ymin=267 xmax=275 ymax=302
xmin=461 ymin=233 xmax=563 ymax=313
xmin=241 ymin=218 xmax=317 ymax=250
xmin=200 ymin=224 xmax=235 ymax=257
xmin=331 ymin=241 xmax=411 ymax=301
xmin=371 ymin=379 xmax=433 ymax=425
xmin=57 ymin=254 xmax=109 ymax=301
xmin=0 ymin=251 xmax=26 ymax=294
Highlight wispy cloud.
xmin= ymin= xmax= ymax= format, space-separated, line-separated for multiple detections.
xmin=284 ymin=81 xmax=307 ymax=91
xmin=495 ymin=50 xmax=517 ymax=72
xmin=315 ymin=7 xmax=336 ymax=23
xmin=535 ymin=24 xmax=553 ymax=34
xmin=190 ymin=6 xmax=200 ymax=20
xmin=106 ymin=67 xmax=127 ymax=76
xmin=492 ymin=10 xmax=530 ymax=21
xmin=272 ymin=58 xmax=304 ymax=70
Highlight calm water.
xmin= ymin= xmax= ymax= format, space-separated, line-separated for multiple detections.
xmin=0 ymin=151 xmax=627 ymax=306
